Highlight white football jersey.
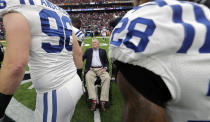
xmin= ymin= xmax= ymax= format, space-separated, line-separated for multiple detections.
xmin=109 ymin=0 xmax=210 ymax=121
xmin=0 ymin=0 xmax=77 ymax=93
xmin=72 ymin=26 xmax=85 ymax=44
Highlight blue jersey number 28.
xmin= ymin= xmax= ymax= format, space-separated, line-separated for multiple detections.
xmin=39 ymin=9 xmax=72 ymax=53
xmin=110 ymin=17 xmax=156 ymax=53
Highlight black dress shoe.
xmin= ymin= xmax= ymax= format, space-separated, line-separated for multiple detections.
xmin=100 ymin=102 xmax=106 ymax=112
xmin=90 ymin=102 xmax=97 ymax=112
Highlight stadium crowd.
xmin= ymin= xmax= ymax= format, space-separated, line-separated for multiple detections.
xmin=70 ymin=11 xmax=126 ymax=35
xmin=0 ymin=18 xmax=4 ymax=40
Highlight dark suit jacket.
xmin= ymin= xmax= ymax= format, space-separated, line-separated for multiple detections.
xmin=83 ymin=48 xmax=109 ymax=73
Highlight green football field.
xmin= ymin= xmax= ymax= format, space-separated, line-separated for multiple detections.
xmin=1 ymin=37 xmax=123 ymax=122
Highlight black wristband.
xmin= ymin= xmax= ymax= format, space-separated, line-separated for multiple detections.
xmin=78 ymin=41 xmax=82 ymax=47
xmin=0 ymin=93 xmax=13 ymax=118
xmin=77 ymin=69 xmax=83 ymax=80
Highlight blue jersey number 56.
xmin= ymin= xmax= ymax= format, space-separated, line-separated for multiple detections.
xmin=110 ymin=17 xmax=156 ymax=53
xmin=39 ymin=9 xmax=72 ymax=53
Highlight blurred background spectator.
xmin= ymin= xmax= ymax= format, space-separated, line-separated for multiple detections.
xmin=0 ymin=18 xmax=5 ymax=40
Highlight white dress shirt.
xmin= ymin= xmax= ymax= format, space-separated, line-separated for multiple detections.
xmin=91 ymin=49 xmax=102 ymax=67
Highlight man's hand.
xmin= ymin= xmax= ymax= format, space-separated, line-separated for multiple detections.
xmin=101 ymin=68 xmax=107 ymax=73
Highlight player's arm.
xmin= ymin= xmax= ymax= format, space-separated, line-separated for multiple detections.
xmin=0 ymin=12 xmax=31 ymax=94
xmin=0 ymin=12 xmax=31 ymax=119
xmin=117 ymin=71 xmax=169 ymax=122
xmin=72 ymin=33 xmax=83 ymax=70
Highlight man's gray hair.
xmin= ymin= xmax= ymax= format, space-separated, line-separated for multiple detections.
xmin=92 ymin=38 xmax=99 ymax=44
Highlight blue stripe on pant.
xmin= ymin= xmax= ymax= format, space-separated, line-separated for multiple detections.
xmin=52 ymin=90 xmax=57 ymax=122
xmin=43 ymin=90 xmax=57 ymax=122
xmin=43 ymin=92 xmax=48 ymax=122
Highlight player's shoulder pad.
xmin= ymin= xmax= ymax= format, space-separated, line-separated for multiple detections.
xmin=0 ymin=0 xmax=23 ymax=17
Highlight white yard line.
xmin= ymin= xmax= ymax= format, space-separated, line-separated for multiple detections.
xmin=94 ymin=85 xmax=101 ymax=122
xmin=6 ymin=98 xmax=34 ymax=122
xmin=94 ymin=109 xmax=101 ymax=122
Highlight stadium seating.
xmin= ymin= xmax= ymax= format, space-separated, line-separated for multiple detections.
xmin=70 ymin=11 xmax=126 ymax=34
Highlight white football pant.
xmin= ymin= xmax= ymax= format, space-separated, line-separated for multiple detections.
xmin=34 ymin=75 xmax=83 ymax=122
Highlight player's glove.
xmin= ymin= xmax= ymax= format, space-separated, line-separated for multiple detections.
xmin=0 ymin=93 xmax=13 ymax=119
xmin=77 ymin=69 xmax=83 ymax=80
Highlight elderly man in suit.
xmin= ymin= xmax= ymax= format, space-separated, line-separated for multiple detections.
xmin=83 ymin=38 xmax=110 ymax=112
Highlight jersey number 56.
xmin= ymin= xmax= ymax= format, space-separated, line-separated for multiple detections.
xmin=40 ymin=9 xmax=72 ymax=53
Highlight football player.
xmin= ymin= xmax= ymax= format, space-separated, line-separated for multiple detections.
xmin=71 ymin=17 xmax=85 ymax=47
xmin=0 ymin=0 xmax=83 ymax=122
xmin=101 ymin=27 xmax=107 ymax=41
xmin=109 ymin=0 xmax=210 ymax=122
xmin=71 ymin=17 xmax=85 ymax=80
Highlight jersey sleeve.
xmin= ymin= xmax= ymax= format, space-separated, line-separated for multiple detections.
xmin=77 ymin=33 xmax=85 ymax=43
xmin=0 ymin=0 xmax=21 ymax=17
xmin=72 ymin=26 xmax=85 ymax=43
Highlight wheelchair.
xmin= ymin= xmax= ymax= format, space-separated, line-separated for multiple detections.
xmin=83 ymin=71 xmax=112 ymax=109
